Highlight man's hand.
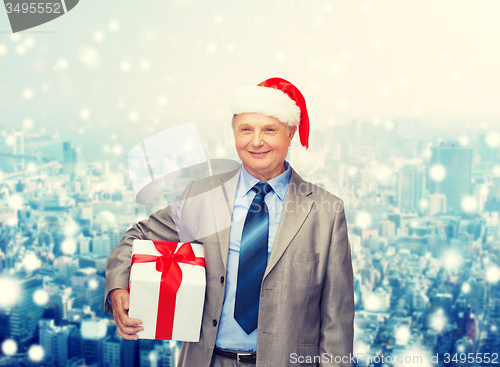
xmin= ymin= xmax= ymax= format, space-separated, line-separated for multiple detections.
xmin=110 ymin=289 xmax=144 ymax=340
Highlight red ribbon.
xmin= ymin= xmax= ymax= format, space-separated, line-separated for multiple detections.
xmin=130 ymin=240 xmax=205 ymax=339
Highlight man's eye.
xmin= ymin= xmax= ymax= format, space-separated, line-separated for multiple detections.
xmin=266 ymin=128 xmax=275 ymax=132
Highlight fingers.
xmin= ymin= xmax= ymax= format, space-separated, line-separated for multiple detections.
xmin=110 ymin=289 xmax=144 ymax=340
xmin=116 ymin=322 xmax=139 ymax=340
xmin=116 ymin=315 xmax=143 ymax=337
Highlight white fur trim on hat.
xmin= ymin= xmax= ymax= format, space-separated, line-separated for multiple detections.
xmin=229 ymin=86 xmax=301 ymax=127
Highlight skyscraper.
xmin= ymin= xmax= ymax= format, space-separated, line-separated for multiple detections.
xmin=92 ymin=233 xmax=110 ymax=257
xmin=80 ymin=319 xmax=107 ymax=365
xmin=0 ymin=275 xmax=44 ymax=348
xmin=63 ymin=141 xmax=77 ymax=180
xmin=429 ymin=141 xmax=472 ymax=214
xmin=396 ymin=165 xmax=426 ymax=213
xmin=39 ymin=319 xmax=70 ymax=366
xmin=103 ymin=335 xmax=121 ymax=367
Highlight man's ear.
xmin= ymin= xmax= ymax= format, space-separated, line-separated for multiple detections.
xmin=289 ymin=126 xmax=297 ymax=141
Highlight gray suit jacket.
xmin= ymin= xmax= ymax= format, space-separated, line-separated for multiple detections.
xmin=105 ymin=166 xmax=354 ymax=367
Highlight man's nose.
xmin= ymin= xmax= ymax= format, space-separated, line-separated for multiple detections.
xmin=251 ymin=131 xmax=264 ymax=147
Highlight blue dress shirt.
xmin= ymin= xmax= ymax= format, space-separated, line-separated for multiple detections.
xmin=215 ymin=160 xmax=292 ymax=351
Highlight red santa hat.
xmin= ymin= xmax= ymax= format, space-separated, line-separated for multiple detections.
xmin=229 ymin=77 xmax=310 ymax=149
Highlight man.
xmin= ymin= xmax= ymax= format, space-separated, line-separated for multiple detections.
xmin=105 ymin=77 xmax=354 ymax=367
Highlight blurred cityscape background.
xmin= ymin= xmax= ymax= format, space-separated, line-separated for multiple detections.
xmin=1 ymin=0 xmax=500 ymax=366
xmin=1 ymin=118 xmax=500 ymax=366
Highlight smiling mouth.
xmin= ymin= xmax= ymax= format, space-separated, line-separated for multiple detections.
xmin=249 ymin=151 xmax=269 ymax=155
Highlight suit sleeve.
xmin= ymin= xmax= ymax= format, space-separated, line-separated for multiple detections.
xmin=319 ymin=199 xmax=355 ymax=367
xmin=103 ymin=180 xmax=194 ymax=315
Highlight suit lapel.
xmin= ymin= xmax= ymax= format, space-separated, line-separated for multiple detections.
xmin=211 ymin=166 xmax=241 ymax=271
xmin=264 ymin=168 xmax=313 ymax=279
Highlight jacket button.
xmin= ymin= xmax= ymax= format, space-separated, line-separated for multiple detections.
xmin=213 ymin=319 xmax=217 ymax=327
xmin=220 ymin=276 xmax=224 ymax=283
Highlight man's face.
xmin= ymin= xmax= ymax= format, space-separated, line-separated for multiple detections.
xmin=232 ymin=113 xmax=296 ymax=181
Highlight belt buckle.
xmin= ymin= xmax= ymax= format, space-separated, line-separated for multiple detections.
xmin=237 ymin=352 xmax=253 ymax=363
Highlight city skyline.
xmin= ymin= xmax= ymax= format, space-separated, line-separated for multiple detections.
xmin=1 ymin=114 xmax=500 ymax=365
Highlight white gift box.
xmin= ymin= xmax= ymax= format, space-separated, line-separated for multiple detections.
xmin=128 ymin=239 xmax=206 ymax=341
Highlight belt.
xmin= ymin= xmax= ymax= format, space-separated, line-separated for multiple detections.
xmin=213 ymin=347 xmax=257 ymax=364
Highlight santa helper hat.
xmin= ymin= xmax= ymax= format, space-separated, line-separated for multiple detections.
xmin=229 ymin=77 xmax=310 ymax=149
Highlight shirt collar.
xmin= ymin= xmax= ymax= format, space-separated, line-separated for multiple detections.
xmin=239 ymin=160 xmax=291 ymax=201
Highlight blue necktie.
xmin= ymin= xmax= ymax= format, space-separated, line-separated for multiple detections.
xmin=234 ymin=182 xmax=273 ymax=334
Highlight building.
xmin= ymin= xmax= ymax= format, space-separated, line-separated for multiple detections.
xmin=80 ymin=319 xmax=108 ymax=365
xmin=428 ymin=193 xmax=447 ymax=216
xmin=103 ymin=335 xmax=121 ymax=367
xmin=63 ymin=141 xmax=77 ymax=179
xmin=0 ymin=275 xmax=44 ymax=348
xmin=52 ymin=286 xmax=73 ymax=325
xmin=93 ymin=233 xmax=111 ymax=257
xmin=429 ymin=141 xmax=472 ymax=214
xmin=79 ymin=254 xmax=108 ymax=274
xmin=39 ymin=319 xmax=70 ymax=366
xmin=68 ymin=325 xmax=82 ymax=360
xmin=78 ymin=233 xmax=91 ymax=255
xmin=396 ymin=165 xmax=426 ymax=213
